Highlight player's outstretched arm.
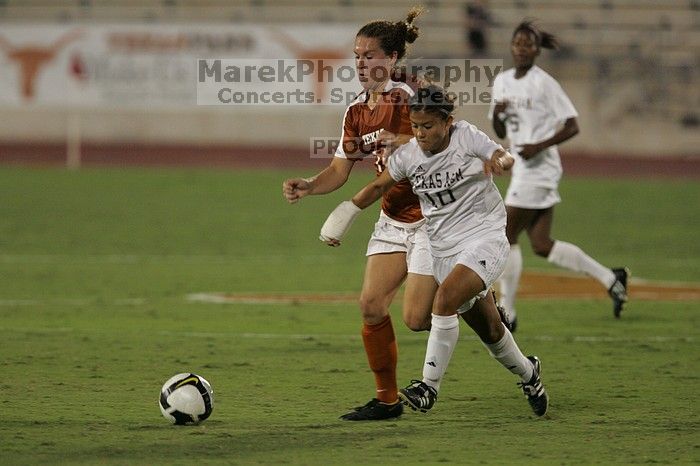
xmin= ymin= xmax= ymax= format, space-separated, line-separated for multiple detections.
xmin=518 ymin=117 xmax=579 ymax=159
xmin=282 ymin=157 xmax=356 ymax=203
xmin=319 ymin=170 xmax=397 ymax=247
xmin=351 ymin=169 xmax=397 ymax=209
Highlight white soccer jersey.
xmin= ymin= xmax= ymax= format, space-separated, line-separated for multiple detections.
xmin=489 ymin=66 xmax=578 ymax=188
xmin=387 ymin=120 xmax=506 ymax=257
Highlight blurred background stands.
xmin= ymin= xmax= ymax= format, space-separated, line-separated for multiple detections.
xmin=0 ymin=0 xmax=697 ymax=158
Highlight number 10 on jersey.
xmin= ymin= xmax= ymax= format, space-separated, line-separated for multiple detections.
xmin=425 ymin=189 xmax=456 ymax=208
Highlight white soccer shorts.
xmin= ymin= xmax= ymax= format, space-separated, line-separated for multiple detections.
xmin=432 ymin=235 xmax=510 ymax=313
xmin=504 ymin=181 xmax=561 ymax=209
xmin=365 ymin=211 xmax=433 ymax=276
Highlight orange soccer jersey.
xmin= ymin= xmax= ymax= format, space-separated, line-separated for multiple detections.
xmin=336 ymin=79 xmax=422 ymax=224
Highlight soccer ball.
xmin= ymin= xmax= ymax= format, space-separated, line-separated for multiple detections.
xmin=159 ymin=373 xmax=214 ymax=425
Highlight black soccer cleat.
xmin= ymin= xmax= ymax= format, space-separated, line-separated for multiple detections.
xmin=518 ymin=356 xmax=549 ymax=417
xmin=608 ymin=267 xmax=629 ymax=318
xmin=339 ymin=398 xmax=403 ymax=421
xmin=398 ymin=380 xmax=438 ymax=413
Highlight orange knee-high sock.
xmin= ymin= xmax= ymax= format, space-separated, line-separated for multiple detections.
xmin=362 ymin=315 xmax=398 ymax=404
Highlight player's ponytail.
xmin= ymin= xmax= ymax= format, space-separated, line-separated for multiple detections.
xmin=357 ymin=5 xmax=425 ymax=60
xmin=513 ymin=20 xmax=559 ymax=50
xmin=400 ymin=6 xmax=424 ymax=46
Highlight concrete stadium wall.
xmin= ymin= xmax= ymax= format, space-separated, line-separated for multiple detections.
xmin=0 ymin=78 xmax=696 ymax=157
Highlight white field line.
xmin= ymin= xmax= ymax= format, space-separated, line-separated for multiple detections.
xmin=186 ymin=293 xmax=357 ymax=305
xmin=155 ymin=330 xmax=695 ymax=344
xmin=1 ymin=255 xmax=697 ymax=289
xmin=0 ymin=298 xmax=146 ymax=306
xmin=186 ymin=289 xmax=700 ymax=304
xmin=2 ymin=327 xmax=74 ymax=333
xmin=0 ymin=253 xmax=327 ymax=264
xmin=2 ymin=287 xmax=697 ymax=308
xmin=1 ymin=327 xmax=693 ymax=343
xmin=0 ymin=299 xmax=41 ymax=306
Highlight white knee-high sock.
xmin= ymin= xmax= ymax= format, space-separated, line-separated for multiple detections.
xmin=422 ymin=314 xmax=459 ymax=392
xmin=498 ymin=244 xmax=522 ymax=318
xmin=547 ymin=240 xmax=616 ymax=288
xmin=483 ymin=325 xmax=534 ymax=382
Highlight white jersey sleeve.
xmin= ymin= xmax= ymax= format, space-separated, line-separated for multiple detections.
xmin=387 ymin=144 xmax=409 ymax=182
xmin=545 ymin=77 xmax=578 ymax=124
xmin=459 ymin=121 xmax=502 ymax=162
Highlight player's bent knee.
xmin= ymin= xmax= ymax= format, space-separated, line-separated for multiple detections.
xmin=403 ymin=313 xmax=430 ymax=332
xmin=359 ymin=295 xmax=389 ymax=323
xmin=433 ymin=289 xmax=462 ymax=316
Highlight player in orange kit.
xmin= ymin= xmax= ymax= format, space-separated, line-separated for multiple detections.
xmin=283 ymin=6 xmax=435 ymax=420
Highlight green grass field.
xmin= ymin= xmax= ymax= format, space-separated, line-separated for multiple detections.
xmin=1 ymin=166 xmax=698 ymax=465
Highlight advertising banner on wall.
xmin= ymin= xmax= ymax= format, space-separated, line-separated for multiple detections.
xmin=0 ymin=24 xmax=359 ymax=108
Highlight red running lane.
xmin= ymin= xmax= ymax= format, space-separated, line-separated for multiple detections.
xmin=0 ymin=142 xmax=698 ymax=178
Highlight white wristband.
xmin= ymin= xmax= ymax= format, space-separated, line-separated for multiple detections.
xmin=319 ymin=200 xmax=362 ymax=245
